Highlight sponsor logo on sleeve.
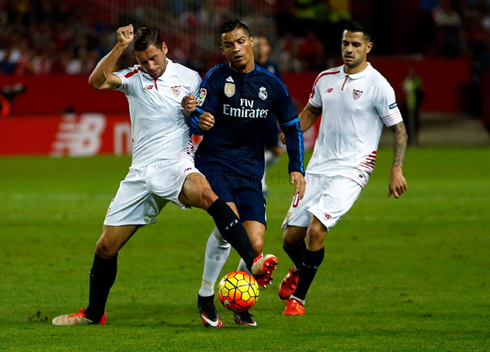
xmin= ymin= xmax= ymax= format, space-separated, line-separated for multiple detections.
xmin=389 ymin=102 xmax=397 ymax=109
xmin=197 ymin=88 xmax=207 ymax=106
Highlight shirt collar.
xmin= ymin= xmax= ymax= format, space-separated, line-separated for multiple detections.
xmin=342 ymin=62 xmax=372 ymax=80
xmin=140 ymin=58 xmax=173 ymax=81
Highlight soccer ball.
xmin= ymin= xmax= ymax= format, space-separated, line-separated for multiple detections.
xmin=217 ymin=271 xmax=260 ymax=313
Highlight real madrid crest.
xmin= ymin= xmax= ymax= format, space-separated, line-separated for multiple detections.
xmin=353 ymin=89 xmax=363 ymax=100
xmin=259 ymin=87 xmax=268 ymax=100
xmin=224 ymin=83 xmax=236 ymax=97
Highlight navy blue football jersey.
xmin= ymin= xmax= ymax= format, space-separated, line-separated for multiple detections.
xmin=190 ymin=63 xmax=304 ymax=180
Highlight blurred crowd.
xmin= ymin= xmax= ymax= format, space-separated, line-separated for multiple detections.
xmin=2 ymin=0 xmax=490 ymax=75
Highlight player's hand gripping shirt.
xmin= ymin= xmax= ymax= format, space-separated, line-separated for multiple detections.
xmin=190 ymin=64 xmax=304 ymax=179
xmin=113 ymin=59 xmax=201 ymax=168
xmin=307 ymin=63 xmax=403 ymax=187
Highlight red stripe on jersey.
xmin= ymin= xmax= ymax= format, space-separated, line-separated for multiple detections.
xmin=124 ymin=68 xmax=140 ymax=78
xmin=341 ymin=75 xmax=349 ymax=91
xmin=310 ymin=70 xmax=340 ymax=99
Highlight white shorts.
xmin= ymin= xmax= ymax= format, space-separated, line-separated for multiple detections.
xmin=104 ymin=156 xmax=202 ymax=226
xmin=282 ymin=174 xmax=363 ymax=231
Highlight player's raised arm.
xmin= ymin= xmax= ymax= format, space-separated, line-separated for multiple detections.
xmin=388 ymin=121 xmax=408 ymax=198
xmin=88 ymin=24 xmax=134 ymax=90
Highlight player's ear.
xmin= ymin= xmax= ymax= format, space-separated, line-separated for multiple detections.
xmin=162 ymin=42 xmax=169 ymax=55
xmin=366 ymin=41 xmax=373 ymax=54
xmin=250 ymin=36 xmax=254 ymax=47
xmin=220 ymin=45 xmax=224 ymax=55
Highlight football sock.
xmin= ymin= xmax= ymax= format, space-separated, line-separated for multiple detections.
xmin=199 ymin=228 xmax=231 ymax=297
xmin=207 ymin=198 xmax=256 ymax=270
xmin=283 ymin=241 xmax=306 ymax=270
xmin=236 ymin=252 xmax=260 ymax=275
xmin=84 ymin=253 xmax=118 ymax=322
xmin=293 ymin=248 xmax=325 ymax=301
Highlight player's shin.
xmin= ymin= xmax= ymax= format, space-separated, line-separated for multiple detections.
xmin=199 ymin=228 xmax=231 ymax=297
xmin=206 ymin=198 xmax=256 ymax=269
xmin=283 ymin=241 xmax=306 ymax=270
xmin=293 ymin=248 xmax=325 ymax=300
xmin=84 ymin=253 xmax=118 ymax=323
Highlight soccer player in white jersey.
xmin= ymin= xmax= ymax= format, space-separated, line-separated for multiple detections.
xmin=51 ymin=25 xmax=276 ymax=326
xmin=279 ymin=21 xmax=409 ymax=316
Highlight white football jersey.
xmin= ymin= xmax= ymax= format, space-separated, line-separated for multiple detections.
xmin=113 ymin=59 xmax=201 ymax=168
xmin=307 ymin=63 xmax=403 ymax=187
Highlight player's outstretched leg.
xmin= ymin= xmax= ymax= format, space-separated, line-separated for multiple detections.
xmin=251 ymin=254 xmax=278 ymax=288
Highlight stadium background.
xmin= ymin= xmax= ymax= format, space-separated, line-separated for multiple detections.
xmin=0 ymin=2 xmax=489 ymax=349
xmin=1 ymin=0 xmax=489 ymax=155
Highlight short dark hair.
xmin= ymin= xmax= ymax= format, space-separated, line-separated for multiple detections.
xmin=132 ymin=27 xmax=163 ymax=52
xmin=344 ymin=20 xmax=372 ymax=42
xmin=219 ymin=20 xmax=252 ymax=38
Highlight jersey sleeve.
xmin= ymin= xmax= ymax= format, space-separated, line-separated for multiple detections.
xmin=112 ymin=67 xmax=139 ymax=95
xmin=189 ymin=69 xmax=220 ymax=135
xmin=308 ymin=73 xmax=324 ymax=108
xmin=189 ymin=71 xmax=202 ymax=97
xmin=272 ymin=80 xmax=305 ymax=175
xmin=374 ymin=79 xmax=403 ymax=127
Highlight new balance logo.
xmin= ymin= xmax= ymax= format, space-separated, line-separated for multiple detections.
xmin=226 ymin=76 xmax=234 ymax=83
xmin=324 ymin=213 xmax=332 ymax=219
xmin=327 ymin=88 xmax=333 ymax=93
xmin=146 ymin=85 xmax=153 ymax=90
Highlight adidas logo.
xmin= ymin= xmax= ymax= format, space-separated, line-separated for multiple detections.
xmin=226 ymin=76 xmax=234 ymax=83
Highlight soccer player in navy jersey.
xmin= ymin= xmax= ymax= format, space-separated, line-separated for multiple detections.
xmin=182 ymin=20 xmax=306 ymax=327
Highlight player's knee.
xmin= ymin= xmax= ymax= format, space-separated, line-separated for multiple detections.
xmin=95 ymin=238 xmax=118 ymax=259
xmin=306 ymin=224 xmax=327 ymax=247
xmin=200 ymin=187 xmax=218 ymax=209
xmin=283 ymin=228 xmax=300 ymax=247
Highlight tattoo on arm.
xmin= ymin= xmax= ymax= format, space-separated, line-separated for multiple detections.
xmin=389 ymin=122 xmax=408 ymax=168
xmin=300 ymin=104 xmax=322 ymax=132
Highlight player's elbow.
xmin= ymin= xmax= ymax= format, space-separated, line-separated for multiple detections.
xmin=88 ymin=75 xmax=104 ymax=90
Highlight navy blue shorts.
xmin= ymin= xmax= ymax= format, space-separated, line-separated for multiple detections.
xmin=204 ymin=170 xmax=266 ymax=227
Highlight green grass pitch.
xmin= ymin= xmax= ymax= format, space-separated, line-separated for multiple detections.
xmin=0 ymin=147 xmax=489 ymax=351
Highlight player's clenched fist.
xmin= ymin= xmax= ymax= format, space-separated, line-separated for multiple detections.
xmin=116 ymin=24 xmax=134 ymax=49
xmin=181 ymin=95 xmax=197 ymax=115
xmin=199 ymin=112 xmax=215 ymax=130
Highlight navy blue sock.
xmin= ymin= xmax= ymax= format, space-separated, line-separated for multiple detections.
xmin=283 ymin=241 xmax=306 ymax=270
xmin=84 ymin=253 xmax=117 ymax=322
xmin=293 ymin=248 xmax=325 ymax=301
xmin=207 ymin=198 xmax=256 ymax=270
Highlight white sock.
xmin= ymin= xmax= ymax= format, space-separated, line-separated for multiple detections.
xmin=237 ymin=258 xmax=250 ymax=275
xmin=236 ymin=252 xmax=263 ymax=275
xmin=198 ymin=227 xmax=231 ymax=297
xmin=290 ymin=295 xmax=305 ymax=305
